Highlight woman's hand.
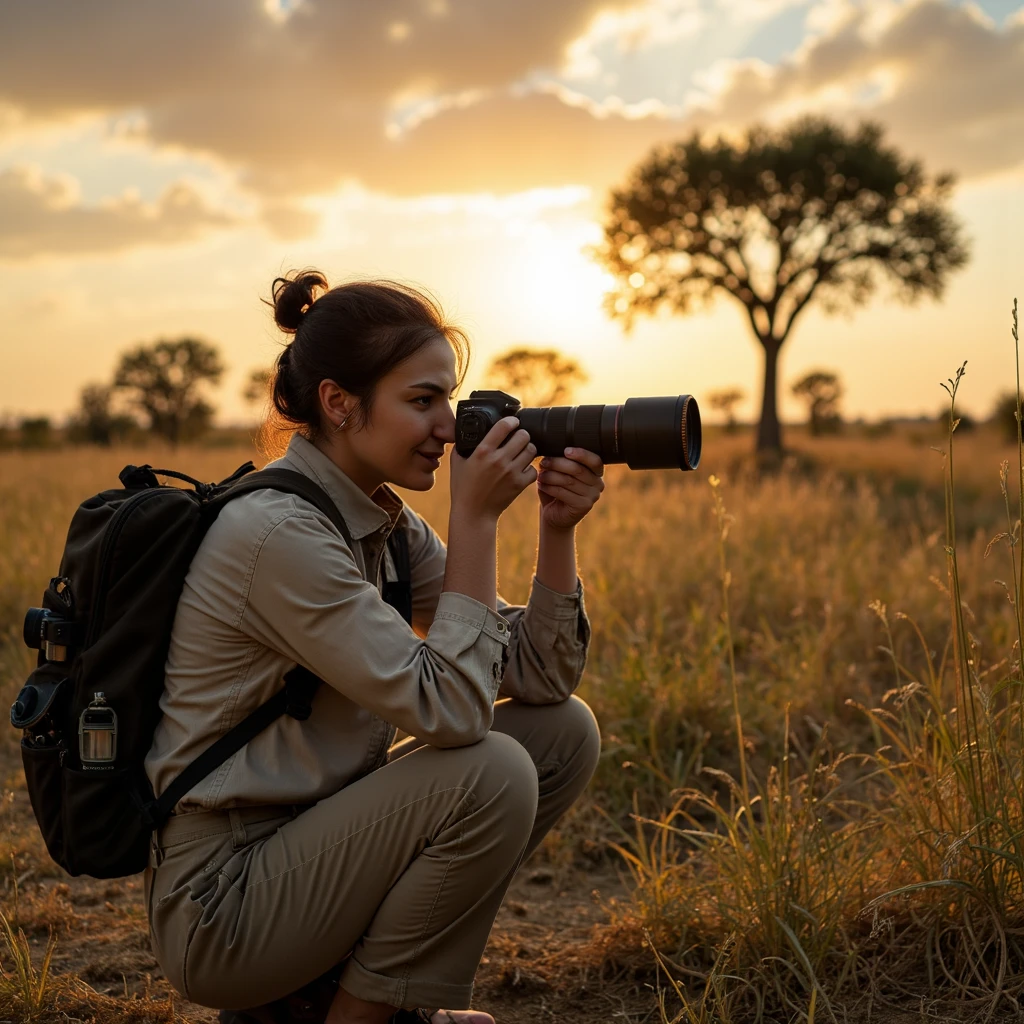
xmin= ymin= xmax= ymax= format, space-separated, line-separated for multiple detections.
xmin=449 ymin=416 xmax=537 ymax=524
xmin=537 ymin=447 xmax=605 ymax=531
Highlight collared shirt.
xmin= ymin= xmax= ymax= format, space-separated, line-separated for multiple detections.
xmin=145 ymin=433 xmax=592 ymax=811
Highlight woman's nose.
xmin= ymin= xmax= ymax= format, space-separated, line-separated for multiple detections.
xmin=436 ymin=406 xmax=456 ymax=444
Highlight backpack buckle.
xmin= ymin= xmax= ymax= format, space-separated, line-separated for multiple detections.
xmin=119 ymin=464 xmax=160 ymax=489
xmin=285 ymin=693 xmax=314 ymax=721
xmin=283 ymin=667 xmax=319 ymax=721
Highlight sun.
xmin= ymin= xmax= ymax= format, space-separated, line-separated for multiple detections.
xmin=504 ymin=218 xmax=617 ymax=340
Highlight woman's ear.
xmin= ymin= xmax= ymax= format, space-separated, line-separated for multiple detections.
xmin=318 ymin=379 xmax=357 ymax=431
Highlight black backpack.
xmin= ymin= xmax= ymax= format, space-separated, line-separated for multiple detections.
xmin=12 ymin=461 xmax=413 ymax=879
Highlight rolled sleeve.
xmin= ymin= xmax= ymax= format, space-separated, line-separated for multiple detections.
xmin=240 ymin=513 xmax=503 ymax=747
xmin=497 ymin=575 xmax=591 ymax=705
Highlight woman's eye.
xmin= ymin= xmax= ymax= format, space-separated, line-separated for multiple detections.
xmin=414 ymin=396 xmax=432 ymax=407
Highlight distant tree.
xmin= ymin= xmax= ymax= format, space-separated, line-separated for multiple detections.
xmin=937 ymin=403 xmax=975 ymax=433
xmin=593 ymin=117 xmax=969 ymax=455
xmin=706 ymin=387 xmax=745 ymax=433
xmin=113 ymin=337 xmax=224 ymax=446
xmin=19 ymin=416 xmax=53 ymax=449
xmin=243 ymin=367 xmax=273 ymax=407
xmin=486 ymin=347 xmax=588 ymax=408
xmin=792 ymin=371 xmax=843 ymax=436
xmin=67 ymin=383 xmax=137 ymax=446
xmin=990 ymin=391 xmax=1021 ymax=445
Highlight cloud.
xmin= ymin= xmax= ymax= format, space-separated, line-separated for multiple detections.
xmin=692 ymin=0 xmax=1024 ymax=178
xmin=0 ymin=2 xmax=650 ymax=189
xmin=325 ymin=91 xmax=679 ymax=196
xmin=0 ymin=0 xmax=1018 ymax=242
xmin=0 ymin=166 xmax=238 ymax=260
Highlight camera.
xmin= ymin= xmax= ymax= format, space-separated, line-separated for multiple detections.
xmin=23 ymin=607 xmax=75 ymax=662
xmin=454 ymin=390 xmax=701 ymax=471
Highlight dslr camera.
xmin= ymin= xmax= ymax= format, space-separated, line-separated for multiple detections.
xmin=455 ymin=390 xmax=701 ymax=471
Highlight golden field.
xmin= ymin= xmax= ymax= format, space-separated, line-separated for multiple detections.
xmin=1 ymin=416 xmax=1024 ymax=1023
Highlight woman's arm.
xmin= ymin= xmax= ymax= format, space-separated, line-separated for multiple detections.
xmin=535 ymin=518 xmax=578 ymax=596
xmin=442 ymin=510 xmax=498 ymax=610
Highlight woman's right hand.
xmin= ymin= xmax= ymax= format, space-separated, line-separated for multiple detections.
xmin=449 ymin=416 xmax=537 ymax=523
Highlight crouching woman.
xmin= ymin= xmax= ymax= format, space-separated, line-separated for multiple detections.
xmin=143 ymin=270 xmax=604 ymax=1024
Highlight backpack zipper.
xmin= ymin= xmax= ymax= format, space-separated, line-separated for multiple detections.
xmin=84 ymin=489 xmax=172 ymax=648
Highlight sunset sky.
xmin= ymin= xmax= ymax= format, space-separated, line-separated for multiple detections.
xmin=0 ymin=0 xmax=1021 ymax=427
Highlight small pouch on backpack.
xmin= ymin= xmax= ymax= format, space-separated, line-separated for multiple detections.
xmin=21 ymin=739 xmax=65 ymax=864
xmin=11 ymin=677 xmax=67 ymax=731
xmin=60 ymin=766 xmax=154 ymax=878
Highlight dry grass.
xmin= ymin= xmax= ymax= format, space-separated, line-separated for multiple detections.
xmin=2 ymin=324 xmax=1024 ymax=1020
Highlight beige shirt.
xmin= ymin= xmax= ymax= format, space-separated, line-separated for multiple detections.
xmin=145 ymin=433 xmax=591 ymax=811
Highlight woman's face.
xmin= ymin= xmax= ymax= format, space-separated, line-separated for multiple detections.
xmin=329 ymin=335 xmax=459 ymax=495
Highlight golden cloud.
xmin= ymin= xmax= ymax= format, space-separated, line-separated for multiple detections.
xmin=0 ymin=167 xmax=238 ymax=260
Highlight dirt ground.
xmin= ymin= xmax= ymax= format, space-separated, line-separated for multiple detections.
xmin=0 ymin=773 xmax=661 ymax=1024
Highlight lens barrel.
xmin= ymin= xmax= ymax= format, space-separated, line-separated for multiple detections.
xmin=516 ymin=395 xmax=700 ymax=471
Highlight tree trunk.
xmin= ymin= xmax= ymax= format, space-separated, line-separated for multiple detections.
xmin=756 ymin=336 xmax=782 ymax=454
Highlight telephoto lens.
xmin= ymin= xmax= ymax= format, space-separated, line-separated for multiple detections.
xmin=455 ymin=390 xmax=701 ymax=471
xmin=518 ymin=396 xmax=701 ymax=471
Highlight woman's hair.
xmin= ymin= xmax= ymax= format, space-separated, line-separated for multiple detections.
xmin=259 ymin=269 xmax=469 ymax=455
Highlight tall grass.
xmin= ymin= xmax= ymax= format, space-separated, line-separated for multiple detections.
xmin=2 ymin=321 xmax=1024 ymax=1017
xmin=610 ymin=303 xmax=1024 ymax=1022
xmin=0 ymin=910 xmax=56 ymax=1017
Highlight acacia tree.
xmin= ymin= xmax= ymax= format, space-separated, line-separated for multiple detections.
xmin=594 ymin=117 xmax=969 ymax=454
xmin=242 ymin=367 xmax=273 ymax=407
xmin=791 ymin=370 xmax=843 ymax=435
xmin=706 ymin=386 xmax=745 ymax=433
xmin=486 ymin=347 xmax=588 ymax=407
xmin=114 ymin=337 xmax=224 ymax=446
xmin=69 ymin=383 xmax=136 ymax=445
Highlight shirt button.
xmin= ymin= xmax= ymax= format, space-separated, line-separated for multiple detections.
xmin=496 ymin=621 xmax=507 ymax=633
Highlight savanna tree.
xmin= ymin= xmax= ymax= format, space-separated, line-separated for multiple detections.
xmin=243 ymin=367 xmax=273 ymax=407
xmin=791 ymin=370 xmax=843 ymax=435
xmin=706 ymin=386 xmax=745 ymax=433
xmin=114 ymin=337 xmax=224 ymax=447
xmin=990 ymin=391 xmax=1022 ymax=445
xmin=594 ymin=118 xmax=969 ymax=454
xmin=69 ymin=383 xmax=137 ymax=446
xmin=486 ymin=347 xmax=588 ymax=408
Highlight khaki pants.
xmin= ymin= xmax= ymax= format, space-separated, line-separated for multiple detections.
xmin=146 ymin=696 xmax=600 ymax=1011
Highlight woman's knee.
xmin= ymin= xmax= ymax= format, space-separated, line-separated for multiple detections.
xmin=465 ymin=731 xmax=539 ymax=837
xmin=549 ymin=695 xmax=602 ymax=775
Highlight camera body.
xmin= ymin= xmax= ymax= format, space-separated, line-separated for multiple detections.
xmin=454 ymin=390 xmax=522 ymax=458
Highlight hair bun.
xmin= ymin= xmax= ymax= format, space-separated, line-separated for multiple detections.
xmin=271 ymin=269 xmax=329 ymax=334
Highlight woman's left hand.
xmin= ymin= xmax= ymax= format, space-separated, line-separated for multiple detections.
xmin=536 ymin=447 xmax=605 ymax=531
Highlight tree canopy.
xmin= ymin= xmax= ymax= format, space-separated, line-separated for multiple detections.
xmin=706 ymin=386 xmax=745 ymax=432
xmin=594 ymin=117 xmax=969 ymax=454
xmin=486 ymin=347 xmax=588 ymax=408
xmin=113 ymin=337 xmax=224 ymax=447
xmin=68 ymin=383 xmax=137 ymax=446
xmin=791 ymin=370 xmax=843 ymax=435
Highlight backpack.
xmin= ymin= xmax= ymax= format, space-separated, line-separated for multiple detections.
xmin=12 ymin=460 xmax=413 ymax=879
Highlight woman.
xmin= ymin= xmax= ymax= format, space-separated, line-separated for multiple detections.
xmin=144 ymin=270 xmax=604 ymax=1024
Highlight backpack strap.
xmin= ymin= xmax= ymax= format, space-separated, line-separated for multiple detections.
xmin=383 ymin=528 xmax=413 ymax=627
xmin=147 ymin=664 xmax=320 ymax=825
xmin=209 ymin=468 xmax=354 ymax=547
